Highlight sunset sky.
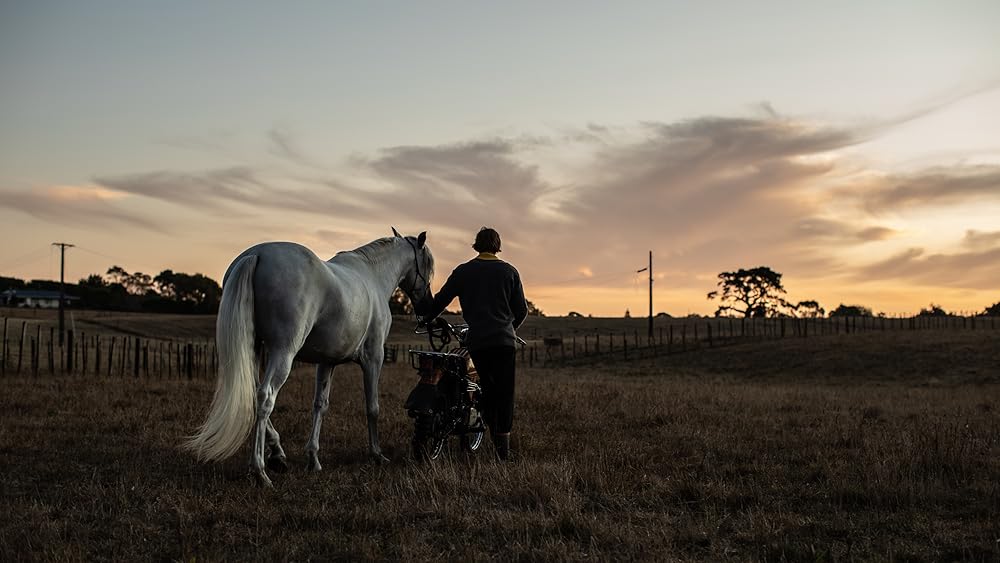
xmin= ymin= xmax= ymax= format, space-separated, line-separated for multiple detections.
xmin=2 ymin=1 xmax=998 ymax=316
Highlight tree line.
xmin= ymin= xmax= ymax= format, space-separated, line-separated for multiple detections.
xmin=1 ymin=266 xmax=222 ymax=314
xmin=3 ymin=268 xmax=547 ymax=317
xmin=707 ymin=266 xmax=1000 ymax=318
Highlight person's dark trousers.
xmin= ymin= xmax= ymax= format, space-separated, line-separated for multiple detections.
xmin=469 ymin=345 xmax=516 ymax=436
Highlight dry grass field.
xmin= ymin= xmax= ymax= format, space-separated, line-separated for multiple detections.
xmin=1 ymin=321 xmax=999 ymax=561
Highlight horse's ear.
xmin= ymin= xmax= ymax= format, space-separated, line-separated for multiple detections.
xmin=391 ymin=226 xmax=402 ymax=238
xmin=417 ymin=231 xmax=427 ymax=248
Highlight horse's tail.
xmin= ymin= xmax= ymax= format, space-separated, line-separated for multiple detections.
xmin=184 ymin=254 xmax=259 ymax=462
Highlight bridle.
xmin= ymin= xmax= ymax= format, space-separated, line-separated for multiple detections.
xmin=403 ymin=237 xmax=432 ymax=309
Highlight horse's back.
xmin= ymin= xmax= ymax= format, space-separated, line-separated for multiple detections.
xmin=227 ymin=241 xmax=376 ymax=362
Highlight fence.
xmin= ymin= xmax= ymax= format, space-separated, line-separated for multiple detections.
xmin=0 ymin=319 xmax=215 ymax=379
xmin=517 ymin=315 xmax=1000 ymax=366
xmin=3 ymin=315 xmax=997 ymax=377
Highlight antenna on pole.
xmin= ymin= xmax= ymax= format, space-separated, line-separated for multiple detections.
xmin=637 ymin=251 xmax=653 ymax=341
xmin=51 ymin=242 xmax=74 ymax=346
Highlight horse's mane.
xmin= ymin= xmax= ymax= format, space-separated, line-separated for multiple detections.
xmin=349 ymin=237 xmax=397 ymax=264
xmin=341 ymin=236 xmax=434 ymax=277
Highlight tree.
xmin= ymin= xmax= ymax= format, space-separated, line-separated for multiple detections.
xmin=389 ymin=287 xmax=413 ymax=315
xmin=527 ymin=299 xmax=544 ymax=316
xmin=105 ymin=266 xmax=152 ymax=295
xmin=917 ymin=303 xmax=949 ymax=317
xmin=983 ymin=302 xmax=1000 ymax=316
xmin=707 ymin=266 xmax=788 ymax=318
xmin=794 ymin=300 xmax=825 ymax=318
xmin=829 ymin=304 xmax=873 ymax=317
xmin=153 ymin=270 xmax=222 ymax=312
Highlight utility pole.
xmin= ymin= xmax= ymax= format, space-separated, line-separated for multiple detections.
xmin=52 ymin=242 xmax=74 ymax=346
xmin=636 ymin=251 xmax=653 ymax=340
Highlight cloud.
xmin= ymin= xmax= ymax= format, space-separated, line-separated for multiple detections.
xmin=856 ymin=165 xmax=1000 ymax=212
xmin=75 ymin=104 xmax=1000 ymax=310
xmin=962 ymin=229 xmax=1000 ymax=249
xmin=366 ymin=140 xmax=549 ymax=215
xmin=858 ymin=244 xmax=1000 ymax=290
xmin=94 ymin=166 xmax=371 ymax=218
xmin=792 ymin=218 xmax=898 ymax=243
xmin=0 ymin=185 xmax=165 ymax=232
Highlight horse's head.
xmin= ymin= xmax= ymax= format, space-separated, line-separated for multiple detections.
xmin=393 ymin=227 xmax=435 ymax=316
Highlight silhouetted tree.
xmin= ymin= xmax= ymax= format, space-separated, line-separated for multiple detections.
xmin=153 ymin=270 xmax=222 ymax=313
xmin=527 ymin=300 xmax=544 ymax=316
xmin=829 ymin=304 xmax=873 ymax=317
xmin=983 ymin=302 xmax=1000 ymax=316
xmin=105 ymin=266 xmax=153 ymax=296
xmin=917 ymin=303 xmax=949 ymax=317
xmin=794 ymin=300 xmax=825 ymax=318
xmin=389 ymin=287 xmax=413 ymax=315
xmin=707 ymin=266 xmax=788 ymax=318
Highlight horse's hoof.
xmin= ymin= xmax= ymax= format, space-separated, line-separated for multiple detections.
xmin=250 ymin=470 xmax=273 ymax=488
xmin=267 ymin=455 xmax=289 ymax=473
xmin=307 ymin=459 xmax=322 ymax=472
xmin=371 ymin=453 xmax=391 ymax=465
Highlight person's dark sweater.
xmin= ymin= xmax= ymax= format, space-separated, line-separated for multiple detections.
xmin=425 ymin=254 xmax=528 ymax=350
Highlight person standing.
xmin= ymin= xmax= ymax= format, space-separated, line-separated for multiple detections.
xmin=421 ymin=227 xmax=527 ymax=460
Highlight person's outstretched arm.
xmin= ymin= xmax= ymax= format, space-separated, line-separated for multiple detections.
xmin=510 ymin=267 xmax=528 ymax=329
xmin=422 ymin=267 xmax=461 ymax=321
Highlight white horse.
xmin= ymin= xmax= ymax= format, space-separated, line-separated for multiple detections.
xmin=184 ymin=228 xmax=434 ymax=486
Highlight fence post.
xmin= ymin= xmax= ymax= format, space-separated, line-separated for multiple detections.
xmin=133 ymin=337 xmax=140 ymax=377
xmin=668 ymin=325 xmax=673 ymax=354
xmin=186 ymin=342 xmax=194 ymax=380
xmin=681 ymin=325 xmax=687 ymax=352
xmin=107 ymin=337 xmax=115 ymax=376
xmin=30 ymin=336 xmax=37 ymax=377
xmin=95 ymin=335 xmax=101 ymax=377
xmin=1 ymin=317 xmax=7 ymax=376
xmin=66 ymin=330 xmax=74 ymax=374
xmin=707 ymin=323 xmax=713 ymax=347
xmin=623 ymin=331 xmax=628 ymax=360
xmin=17 ymin=321 xmax=26 ymax=375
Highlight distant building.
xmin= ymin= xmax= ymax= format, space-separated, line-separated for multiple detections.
xmin=1 ymin=290 xmax=80 ymax=309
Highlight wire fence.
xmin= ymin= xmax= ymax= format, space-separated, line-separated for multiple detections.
xmin=2 ymin=315 xmax=997 ymax=377
xmin=515 ymin=315 xmax=1000 ymax=366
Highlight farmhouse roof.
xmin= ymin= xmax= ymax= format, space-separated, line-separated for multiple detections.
xmin=1 ymin=289 xmax=79 ymax=300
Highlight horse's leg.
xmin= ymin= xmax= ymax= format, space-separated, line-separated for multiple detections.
xmin=250 ymin=350 xmax=294 ymax=487
xmin=265 ymin=420 xmax=288 ymax=473
xmin=305 ymin=362 xmax=335 ymax=471
xmin=361 ymin=351 xmax=389 ymax=463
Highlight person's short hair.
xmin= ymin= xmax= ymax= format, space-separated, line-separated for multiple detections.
xmin=473 ymin=227 xmax=502 ymax=253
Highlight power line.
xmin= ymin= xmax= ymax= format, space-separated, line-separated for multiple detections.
xmin=74 ymin=244 xmax=127 ymax=264
xmin=535 ymin=269 xmax=638 ymax=287
xmin=0 ymin=246 xmax=53 ymax=272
